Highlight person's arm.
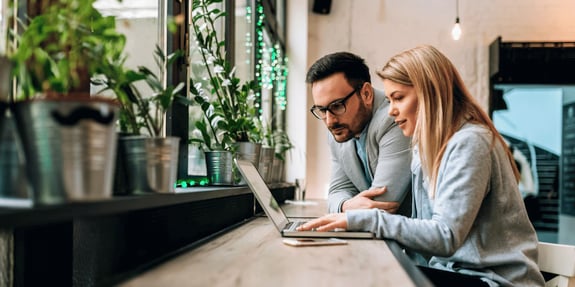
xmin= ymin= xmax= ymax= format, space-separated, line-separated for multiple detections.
xmin=328 ymin=119 xmax=411 ymax=214
xmin=327 ymin=137 xmax=360 ymax=213
xmin=326 ymin=134 xmax=400 ymax=213
xmin=346 ymin=130 xmax=491 ymax=255
xmin=369 ymin=120 xmax=412 ymax=203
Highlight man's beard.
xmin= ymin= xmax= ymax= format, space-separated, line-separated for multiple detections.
xmin=328 ymin=102 xmax=371 ymax=143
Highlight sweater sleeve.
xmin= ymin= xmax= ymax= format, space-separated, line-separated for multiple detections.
xmin=370 ymin=119 xmax=412 ymax=203
xmin=347 ymin=129 xmax=492 ymax=257
xmin=327 ymin=134 xmax=360 ymax=213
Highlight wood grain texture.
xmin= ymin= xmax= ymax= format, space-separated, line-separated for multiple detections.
xmin=120 ymin=216 xmax=416 ymax=287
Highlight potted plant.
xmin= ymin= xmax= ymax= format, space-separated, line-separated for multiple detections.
xmin=255 ymin=119 xmax=276 ymax=183
xmin=9 ymin=0 xmax=126 ymax=204
xmin=268 ymin=128 xmax=294 ymax=183
xmin=93 ymin=45 xmax=185 ymax=194
xmin=187 ymin=0 xmax=262 ymax=185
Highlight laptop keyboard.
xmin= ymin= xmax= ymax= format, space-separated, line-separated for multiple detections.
xmin=285 ymin=221 xmax=307 ymax=231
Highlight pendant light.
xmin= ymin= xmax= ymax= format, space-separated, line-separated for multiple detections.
xmin=451 ymin=0 xmax=462 ymax=40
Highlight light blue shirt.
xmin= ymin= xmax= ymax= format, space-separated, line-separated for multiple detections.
xmin=354 ymin=127 xmax=372 ymax=185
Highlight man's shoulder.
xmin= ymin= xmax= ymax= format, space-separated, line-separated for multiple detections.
xmin=369 ymin=94 xmax=396 ymax=131
xmin=372 ymin=88 xmax=391 ymax=116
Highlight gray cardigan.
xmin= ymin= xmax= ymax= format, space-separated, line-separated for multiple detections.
xmin=347 ymin=123 xmax=545 ymax=287
xmin=327 ymin=88 xmax=412 ymax=214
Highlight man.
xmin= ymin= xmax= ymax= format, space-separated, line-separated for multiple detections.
xmin=306 ymin=52 xmax=412 ymax=214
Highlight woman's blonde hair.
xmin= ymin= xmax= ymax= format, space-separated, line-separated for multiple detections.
xmin=377 ymin=45 xmax=519 ymax=198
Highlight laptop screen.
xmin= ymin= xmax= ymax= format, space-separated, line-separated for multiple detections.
xmin=235 ymin=159 xmax=291 ymax=232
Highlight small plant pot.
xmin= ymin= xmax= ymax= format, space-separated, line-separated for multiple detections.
xmin=234 ymin=142 xmax=261 ymax=185
xmin=116 ymin=136 xmax=180 ymax=194
xmin=271 ymin=156 xmax=285 ymax=183
xmin=205 ymin=150 xmax=234 ymax=185
xmin=0 ymin=106 xmax=31 ymax=199
xmin=13 ymin=98 xmax=119 ymax=205
xmin=0 ymin=101 xmax=6 ymax=142
xmin=146 ymin=137 xmax=180 ymax=193
xmin=258 ymin=147 xmax=275 ymax=183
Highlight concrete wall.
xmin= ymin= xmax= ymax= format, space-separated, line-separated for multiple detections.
xmin=289 ymin=0 xmax=575 ymax=199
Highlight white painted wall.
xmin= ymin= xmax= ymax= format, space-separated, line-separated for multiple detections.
xmin=285 ymin=0 xmax=310 ymax=186
xmin=288 ymin=0 xmax=575 ymax=199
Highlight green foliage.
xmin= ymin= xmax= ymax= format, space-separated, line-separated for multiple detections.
xmin=94 ymin=45 xmax=185 ymax=137
xmin=188 ymin=0 xmax=260 ymax=151
xmin=11 ymin=0 xmax=126 ymax=99
xmin=260 ymin=120 xmax=294 ymax=161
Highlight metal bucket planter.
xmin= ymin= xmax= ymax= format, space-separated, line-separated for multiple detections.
xmin=234 ymin=142 xmax=261 ymax=184
xmin=234 ymin=141 xmax=262 ymax=168
xmin=12 ymin=98 xmax=118 ymax=205
xmin=0 ymin=102 xmax=6 ymax=138
xmin=115 ymin=136 xmax=180 ymax=194
xmin=205 ymin=150 xmax=233 ymax=185
xmin=146 ymin=137 xmax=180 ymax=193
xmin=258 ymin=147 xmax=275 ymax=183
xmin=0 ymin=109 xmax=30 ymax=199
xmin=271 ymin=156 xmax=285 ymax=183
xmin=115 ymin=136 xmax=153 ymax=195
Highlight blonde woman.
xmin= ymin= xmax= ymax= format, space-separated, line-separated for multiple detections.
xmin=298 ymin=45 xmax=544 ymax=287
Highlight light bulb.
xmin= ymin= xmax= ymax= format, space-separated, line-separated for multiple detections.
xmin=451 ymin=18 xmax=462 ymax=40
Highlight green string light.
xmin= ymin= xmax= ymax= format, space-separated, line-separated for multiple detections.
xmin=255 ymin=0 xmax=265 ymax=111
xmin=176 ymin=177 xmax=210 ymax=188
xmin=254 ymin=0 xmax=288 ymax=114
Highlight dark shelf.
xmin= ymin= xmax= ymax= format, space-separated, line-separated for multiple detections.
xmin=4 ymin=182 xmax=295 ymax=286
xmin=489 ymin=36 xmax=575 ymax=85
xmin=0 ymin=183 xmax=293 ymax=228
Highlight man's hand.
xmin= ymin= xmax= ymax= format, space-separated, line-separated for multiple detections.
xmin=341 ymin=186 xmax=400 ymax=213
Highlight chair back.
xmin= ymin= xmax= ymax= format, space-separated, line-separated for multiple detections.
xmin=538 ymin=242 xmax=575 ymax=287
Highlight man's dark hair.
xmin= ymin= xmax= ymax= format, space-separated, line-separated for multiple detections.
xmin=305 ymin=52 xmax=371 ymax=90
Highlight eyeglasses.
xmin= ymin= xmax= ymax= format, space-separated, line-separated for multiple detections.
xmin=310 ymin=89 xmax=358 ymax=120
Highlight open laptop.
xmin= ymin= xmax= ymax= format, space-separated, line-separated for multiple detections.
xmin=234 ymin=159 xmax=374 ymax=239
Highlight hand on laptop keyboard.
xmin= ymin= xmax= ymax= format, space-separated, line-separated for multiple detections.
xmin=296 ymin=213 xmax=348 ymax=232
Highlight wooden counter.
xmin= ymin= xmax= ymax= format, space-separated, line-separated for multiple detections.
xmin=120 ymin=200 xmax=433 ymax=287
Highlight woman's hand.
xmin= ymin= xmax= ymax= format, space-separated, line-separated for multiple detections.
xmin=297 ymin=213 xmax=348 ymax=232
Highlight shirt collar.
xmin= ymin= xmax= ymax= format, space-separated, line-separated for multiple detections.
xmin=354 ymin=125 xmax=369 ymax=146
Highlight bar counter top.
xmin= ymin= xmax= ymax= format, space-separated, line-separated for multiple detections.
xmin=119 ymin=200 xmax=433 ymax=287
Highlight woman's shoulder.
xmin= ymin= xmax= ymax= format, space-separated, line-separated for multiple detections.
xmin=447 ymin=123 xmax=495 ymax=154
xmin=451 ymin=123 xmax=493 ymax=143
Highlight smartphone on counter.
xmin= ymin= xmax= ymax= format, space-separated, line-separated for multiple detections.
xmin=282 ymin=238 xmax=348 ymax=247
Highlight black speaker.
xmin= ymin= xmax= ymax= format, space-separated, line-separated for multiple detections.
xmin=312 ymin=0 xmax=332 ymax=15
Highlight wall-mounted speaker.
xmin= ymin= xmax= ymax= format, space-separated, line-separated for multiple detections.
xmin=312 ymin=0 xmax=332 ymax=15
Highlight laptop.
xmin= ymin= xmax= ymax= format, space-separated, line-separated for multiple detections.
xmin=234 ymin=159 xmax=374 ymax=239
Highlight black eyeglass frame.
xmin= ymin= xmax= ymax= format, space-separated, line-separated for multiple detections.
xmin=310 ymin=89 xmax=358 ymax=120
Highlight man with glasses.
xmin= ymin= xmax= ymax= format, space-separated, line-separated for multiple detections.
xmin=306 ymin=52 xmax=412 ymax=215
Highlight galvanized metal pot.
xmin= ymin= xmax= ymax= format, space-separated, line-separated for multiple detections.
xmin=0 ymin=111 xmax=30 ymax=199
xmin=258 ymin=146 xmax=275 ymax=183
xmin=271 ymin=156 xmax=285 ymax=183
xmin=205 ymin=150 xmax=233 ymax=185
xmin=115 ymin=136 xmax=180 ymax=194
xmin=234 ymin=142 xmax=261 ymax=185
xmin=0 ymin=102 xmax=6 ymax=144
xmin=13 ymin=98 xmax=119 ymax=205
xmin=146 ymin=137 xmax=180 ymax=193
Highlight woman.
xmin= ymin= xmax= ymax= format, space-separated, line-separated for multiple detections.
xmin=298 ymin=45 xmax=544 ymax=286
